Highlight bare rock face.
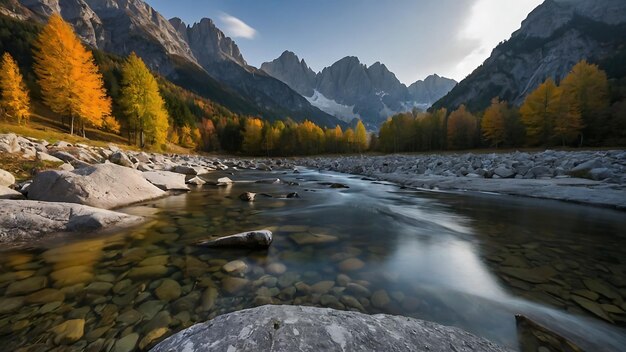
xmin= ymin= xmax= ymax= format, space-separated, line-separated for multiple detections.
xmin=0 ymin=200 xmax=142 ymax=244
xmin=142 ymin=170 xmax=190 ymax=191
xmin=150 ymin=305 xmax=510 ymax=352
xmin=26 ymin=163 xmax=166 ymax=209
xmin=433 ymin=0 xmax=626 ymax=112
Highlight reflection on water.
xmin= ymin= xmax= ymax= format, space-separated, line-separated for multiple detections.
xmin=0 ymin=168 xmax=625 ymax=351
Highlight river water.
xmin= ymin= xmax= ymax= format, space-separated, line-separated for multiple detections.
xmin=0 ymin=168 xmax=625 ymax=351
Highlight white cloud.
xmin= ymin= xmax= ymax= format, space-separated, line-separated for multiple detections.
xmin=219 ymin=13 xmax=257 ymax=39
xmin=449 ymin=0 xmax=543 ymax=81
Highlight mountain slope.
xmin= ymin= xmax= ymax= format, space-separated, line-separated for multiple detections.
xmin=432 ymin=0 xmax=626 ymax=112
xmin=171 ymin=18 xmax=342 ymax=127
xmin=261 ymin=51 xmax=456 ymax=129
xmin=0 ymin=0 xmax=344 ymax=127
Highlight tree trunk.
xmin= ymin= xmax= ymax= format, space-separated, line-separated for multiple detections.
xmin=70 ymin=114 xmax=74 ymax=135
xmin=140 ymin=129 xmax=145 ymax=149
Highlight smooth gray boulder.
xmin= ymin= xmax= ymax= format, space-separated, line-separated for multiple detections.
xmin=143 ymin=171 xmax=190 ymax=191
xmin=0 ymin=133 xmax=20 ymax=153
xmin=0 ymin=169 xmax=15 ymax=187
xmin=0 ymin=186 xmax=24 ymax=199
xmin=150 ymin=305 xmax=510 ymax=352
xmin=110 ymin=151 xmax=134 ymax=168
xmin=0 ymin=200 xmax=143 ymax=244
xmin=197 ymin=230 xmax=273 ymax=249
xmin=27 ymin=163 xmax=166 ymax=209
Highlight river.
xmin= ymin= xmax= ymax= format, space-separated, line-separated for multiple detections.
xmin=1 ymin=168 xmax=625 ymax=351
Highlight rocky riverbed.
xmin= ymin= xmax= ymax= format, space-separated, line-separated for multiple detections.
xmin=297 ymin=151 xmax=626 ymax=209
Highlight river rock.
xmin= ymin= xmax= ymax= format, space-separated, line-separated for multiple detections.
xmin=24 ymin=288 xmax=65 ymax=304
xmin=311 ymin=281 xmax=335 ymax=294
xmin=155 ymin=279 xmax=182 ymax=301
xmin=139 ymin=327 xmax=169 ymax=350
xmin=150 ymin=305 xmax=509 ymax=352
xmin=0 ymin=200 xmax=143 ymax=243
xmin=371 ymin=290 xmax=391 ymax=308
xmin=222 ymin=277 xmax=249 ymax=294
xmin=493 ymin=167 xmax=515 ymax=178
xmin=0 ymin=296 xmax=24 ymax=314
xmin=290 ymin=232 xmax=338 ymax=246
xmin=267 ymin=263 xmax=287 ymax=275
xmin=6 ymin=276 xmax=48 ymax=295
xmin=27 ymin=164 xmax=166 ymax=209
xmin=339 ymin=258 xmax=365 ymax=272
xmin=174 ymin=165 xmax=207 ymax=175
xmin=216 ymin=177 xmax=233 ymax=185
xmin=51 ymin=319 xmax=85 ymax=344
xmin=128 ymin=265 xmax=168 ymax=279
xmin=113 ymin=332 xmax=139 ymax=352
xmin=197 ymin=230 xmax=273 ymax=249
xmin=0 ymin=185 xmax=24 ymax=199
xmin=223 ymin=260 xmax=248 ymax=273
xmin=143 ymin=171 xmax=190 ymax=191
xmin=110 ymin=151 xmax=134 ymax=168
xmin=0 ymin=169 xmax=15 ymax=187
xmin=239 ymin=192 xmax=256 ymax=202
xmin=187 ymin=176 xmax=206 ymax=185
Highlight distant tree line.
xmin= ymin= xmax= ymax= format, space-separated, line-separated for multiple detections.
xmin=376 ymin=61 xmax=626 ymax=152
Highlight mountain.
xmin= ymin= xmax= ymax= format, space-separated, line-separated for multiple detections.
xmin=432 ymin=0 xmax=626 ymax=112
xmin=261 ymin=52 xmax=456 ymax=129
xmin=0 ymin=0 xmax=344 ymax=128
xmin=171 ymin=18 xmax=341 ymax=128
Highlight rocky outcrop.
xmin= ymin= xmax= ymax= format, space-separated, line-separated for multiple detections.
xmin=261 ymin=52 xmax=456 ymax=128
xmin=150 ymin=305 xmax=510 ymax=352
xmin=0 ymin=199 xmax=142 ymax=243
xmin=182 ymin=18 xmax=247 ymax=67
xmin=260 ymin=50 xmax=318 ymax=97
xmin=26 ymin=163 xmax=166 ymax=209
xmin=433 ymin=0 xmax=626 ymax=112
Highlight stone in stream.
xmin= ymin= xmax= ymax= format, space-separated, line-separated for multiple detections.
xmin=570 ymin=295 xmax=614 ymax=323
xmin=222 ymin=260 xmax=248 ymax=274
xmin=150 ymin=305 xmax=509 ymax=352
xmin=221 ymin=277 xmax=249 ymax=294
xmin=51 ymin=319 xmax=85 ymax=344
xmin=187 ymin=176 xmax=206 ymax=185
xmin=142 ymin=171 xmax=190 ymax=191
xmin=113 ymin=332 xmax=139 ymax=352
xmin=0 ymin=296 xmax=24 ymax=314
xmin=338 ymin=258 xmax=365 ymax=272
xmin=197 ymin=230 xmax=273 ymax=249
xmin=0 ymin=200 xmax=143 ymax=243
xmin=26 ymin=163 xmax=166 ymax=209
xmin=139 ymin=327 xmax=169 ymax=350
xmin=371 ymin=290 xmax=391 ymax=308
xmin=329 ymin=183 xmax=350 ymax=189
xmin=215 ymin=177 xmax=233 ymax=185
xmin=5 ymin=276 xmax=48 ymax=296
xmin=239 ymin=192 xmax=256 ymax=202
xmin=155 ymin=279 xmax=182 ymax=301
xmin=24 ymin=288 xmax=65 ymax=304
xmin=290 ymin=232 xmax=338 ymax=246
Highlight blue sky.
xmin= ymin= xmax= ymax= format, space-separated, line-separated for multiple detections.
xmin=145 ymin=0 xmax=543 ymax=84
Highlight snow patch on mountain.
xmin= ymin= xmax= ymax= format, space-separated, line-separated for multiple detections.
xmin=305 ymin=90 xmax=360 ymax=123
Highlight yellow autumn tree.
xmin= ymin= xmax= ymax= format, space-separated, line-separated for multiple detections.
xmin=354 ymin=120 xmax=368 ymax=152
xmin=447 ymin=105 xmax=476 ymax=149
xmin=0 ymin=53 xmax=30 ymax=124
xmin=559 ymin=60 xmax=608 ymax=144
xmin=481 ymin=98 xmax=507 ymax=147
xmin=119 ymin=53 xmax=169 ymax=148
xmin=33 ymin=14 xmax=112 ymax=135
xmin=242 ymin=117 xmax=264 ymax=155
xmin=520 ymin=78 xmax=561 ymax=145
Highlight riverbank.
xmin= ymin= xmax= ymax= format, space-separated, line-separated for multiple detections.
xmin=296 ymin=151 xmax=626 ymax=210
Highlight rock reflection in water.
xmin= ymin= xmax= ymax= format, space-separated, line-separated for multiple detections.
xmin=0 ymin=169 xmax=625 ymax=352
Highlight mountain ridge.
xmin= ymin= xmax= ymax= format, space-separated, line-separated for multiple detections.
xmin=432 ymin=0 xmax=626 ymax=112
xmin=261 ymin=51 xmax=456 ymax=129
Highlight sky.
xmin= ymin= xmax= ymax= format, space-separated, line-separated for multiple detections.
xmin=145 ymin=0 xmax=543 ymax=84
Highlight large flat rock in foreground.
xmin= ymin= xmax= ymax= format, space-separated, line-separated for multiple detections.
xmin=27 ymin=163 xmax=166 ymax=209
xmin=0 ymin=200 xmax=143 ymax=244
xmin=150 ymin=305 xmax=510 ymax=352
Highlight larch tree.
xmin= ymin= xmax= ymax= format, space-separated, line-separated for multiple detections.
xmin=33 ymin=14 xmax=112 ymax=136
xmin=559 ymin=60 xmax=608 ymax=144
xmin=481 ymin=98 xmax=507 ymax=147
xmin=242 ymin=117 xmax=263 ymax=155
xmin=520 ymin=78 xmax=561 ymax=145
xmin=0 ymin=53 xmax=30 ymax=124
xmin=354 ymin=120 xmax=368 ymax=152
xmin=447 ymin=105 xmax=476 ymax=149
xmin=119 ymin=52 xmax=169 ymax=148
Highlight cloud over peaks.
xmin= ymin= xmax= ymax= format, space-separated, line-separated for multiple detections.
xmin=219 ymin=13 xmax=257 ymax=39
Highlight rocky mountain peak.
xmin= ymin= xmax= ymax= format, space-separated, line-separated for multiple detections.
xmin=260 ymin=50 xmax=316 ymax=96
xmin=177 ymin=17 xmax=247 ymax=67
